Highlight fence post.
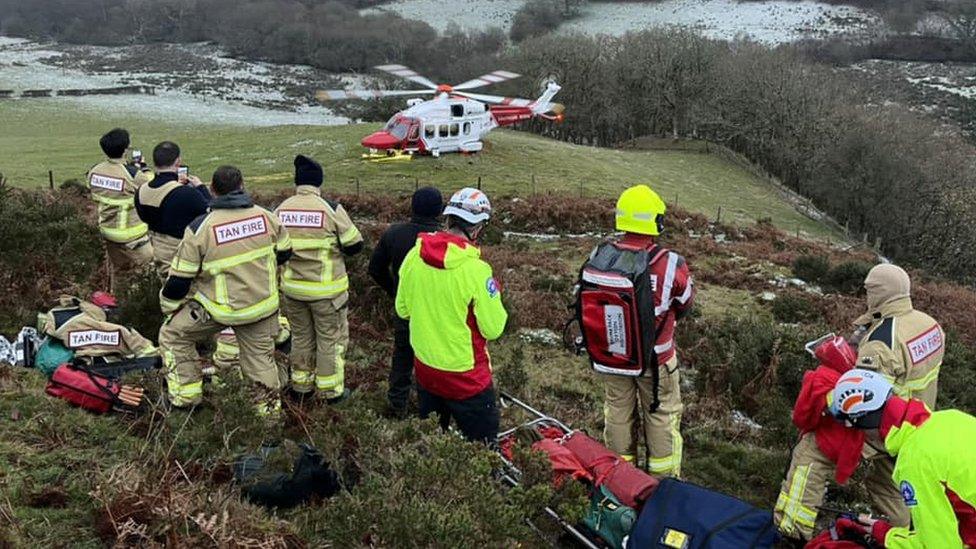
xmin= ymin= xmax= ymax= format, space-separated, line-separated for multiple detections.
xmin=477 ymin=176 xmax=482 ymax=190
xmin=356 ymin=177 xmax=360 ymax=196
xmin=579 ymin=180 xmax=584 ymax=198
xmin=715 ymin=206 xmax=722 ymax=224
xmin=531 ymin=174 xmax=536 ymax=196
xmin=48 ymin=170 xmax=54 ymax=189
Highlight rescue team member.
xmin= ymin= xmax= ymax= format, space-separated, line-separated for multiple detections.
xmin=395 ymin=188 xmax=507 ymax=443
xmin=367 ymin=186 xmax=443 ymax=418
xmin=826 ymin=369 xmax=976 ymax=548
xmin=275 ymin=155 xmax=363 ymax=403
xmin=158 ymin=166 xmax=292 ymax=414
xmin=87 ymin=128 xmax=153 ymax=270
xmin=603 ymin=185 xmax=694 ymax=476
xmin=134 ymin=141 xmax=212 ymax=280
xmin=776 ymin=264 xmax=944 ymax=540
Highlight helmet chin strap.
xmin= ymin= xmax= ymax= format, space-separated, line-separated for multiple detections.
xmin=461 ymin=222 xmax=484 ymax=243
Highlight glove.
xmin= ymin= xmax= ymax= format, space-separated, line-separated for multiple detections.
xmin=871 ymin=520 xmax=893 ymax=546
xmin=834 ymin=518 xmax=870 ymax=538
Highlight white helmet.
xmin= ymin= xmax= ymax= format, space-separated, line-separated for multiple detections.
xmin=443 ymin=187 xmax=492 ymax=225
xmin=829 ymin=369 xmax=893 ymax=429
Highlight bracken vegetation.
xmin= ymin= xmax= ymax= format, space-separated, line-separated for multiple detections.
xmin=2 ymin=188 xmax=975 ymax=545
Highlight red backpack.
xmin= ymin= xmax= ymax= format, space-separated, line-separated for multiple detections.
xmin=574 ymin=241 xmax=668 ymax=409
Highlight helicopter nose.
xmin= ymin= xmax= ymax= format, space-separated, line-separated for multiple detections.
xmin=361 ymin=131 xmax=400 ymax=150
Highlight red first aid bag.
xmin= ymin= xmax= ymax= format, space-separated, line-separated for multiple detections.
xmin=45 ymin=363 xmax=121 ymax=413
xmin=562 ymin=430 xmax=659 ymax=509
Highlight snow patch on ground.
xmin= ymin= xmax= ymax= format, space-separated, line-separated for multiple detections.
xmin=0 ymin=38 xmax=351 ymax=127
xmin=367 ymin=0 xmax=879 ymax=43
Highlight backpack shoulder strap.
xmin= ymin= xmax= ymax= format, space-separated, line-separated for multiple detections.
xmin=648 ymin=245 xmax=669 ymax=266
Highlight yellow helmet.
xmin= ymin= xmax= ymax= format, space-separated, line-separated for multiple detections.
xmin=615 ymin=185 xmax=666 ymax=236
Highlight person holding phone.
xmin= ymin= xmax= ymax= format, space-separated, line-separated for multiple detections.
xmin=134 ymin=141 xmax=212 ymax=281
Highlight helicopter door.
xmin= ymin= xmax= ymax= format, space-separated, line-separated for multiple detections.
xmin=405 ymin=119 xmax=421 ymax=149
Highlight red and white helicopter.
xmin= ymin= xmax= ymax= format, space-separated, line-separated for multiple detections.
xmin=316 ymin=64 xmax=564 ymax=157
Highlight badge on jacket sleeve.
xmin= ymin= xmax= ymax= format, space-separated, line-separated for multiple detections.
xmin=486 ymin=277 xmax=500 ymax=298
xmin=900 ymin=481 xmax=918 ymax=507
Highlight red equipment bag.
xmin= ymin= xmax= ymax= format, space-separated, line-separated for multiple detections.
xmin=45 ymin=363 xmax=122 ymax=413
xmin=575 ymin=241 xmax=668 ymax=410
xmin=804 ymin=530 xmax=869 ymax=548
xmin=562 ymin=430 xmax=658 ymax=509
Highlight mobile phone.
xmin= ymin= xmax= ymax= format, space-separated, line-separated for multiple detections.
xmin=178 ymin=166 xmax=189 ymax=182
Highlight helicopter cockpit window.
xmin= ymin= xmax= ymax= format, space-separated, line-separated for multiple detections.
xmin=449 ymin=123 xmax=459 ymax=137
xmin=384 ymin=117 xmax=411 ymax=140
xmin=451 ymin=104 xmax=464 ymax=117
xmin=424 ymin=125 xmax=435 ymax=138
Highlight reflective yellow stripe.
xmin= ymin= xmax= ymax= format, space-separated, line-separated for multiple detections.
xmin=159 ymin=292 xmax=182 ymax=314
xmin=897 ymin=364 xmax=940 ymax=397
xmin=648 ymin=455 xmax=677 ymax=473
xmin=776 ymin=465 xmax=817 ymax=532
xmin=100 ymin=222 xmax=148 ymax=242
xmin=315 ymin=374 xmax=341 ymax=391
xmin=170 ymin=256 xmax=200 ymax=276
xmin=619 ymin=454 xmax=635 ymax=463
xmin=281 ymin=275 xmax=349 ymax=299
xmin=256 ymin=399 xmax=281 ymax=416
xmin=291 ymin=237 xmax=336 ymax=251
xmin=215 ymin=273 xmax=229 ymax=305
xmin=92 ymin=194 xmax=135 ymax=207
xmin=276 ymin=233 xmax=292 ymax=251
xmin=291 ymin=370 xmax=314 ymax=384
xmin=194 ymin=292 xmax=279 ymax=325
xmin=201 ymin=245 xmax=275 ymax=275
xmin=339 ymin=225 xmax=361 ymax=244
xmin=215 ymin=340 xmax=239 ymax=355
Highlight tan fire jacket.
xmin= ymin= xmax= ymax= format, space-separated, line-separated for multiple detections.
xmin=273 ymin=185 xmax=362 ymax=302
xmin=42 ymin=296 xmax=157 ymax=358
xmin=855 ymin=296 xmax=943 ymax=407
xmin=87 ymin=159 xmax=152 ymax=243
xmin=163 ymin=191 xmax=292 ymax=326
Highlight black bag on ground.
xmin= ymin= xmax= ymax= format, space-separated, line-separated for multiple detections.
xmin=234 ymin=443 xmax=341 ymax=508
xmin=81 ymin=355 xmax=160 ymax=379
xmin=626 ymin=478 xmax=779 ymax=549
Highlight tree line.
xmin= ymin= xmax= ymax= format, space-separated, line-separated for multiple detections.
xmin=506 ymin=30 xmax=976 ymax=281
xmin=0 ymin=0 xmax=505 ymax=73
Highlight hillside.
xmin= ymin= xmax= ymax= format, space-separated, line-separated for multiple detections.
xmin=0 ymin=99 xmax=834 ymax=238
xmin=2 ymin=183 xmax=976 ymax=545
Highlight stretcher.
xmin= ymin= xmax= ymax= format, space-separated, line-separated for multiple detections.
xmin=361 ymin=149 xmax=413 ymax=162
xmin=497 ymin=391 xmax=603 ymax=548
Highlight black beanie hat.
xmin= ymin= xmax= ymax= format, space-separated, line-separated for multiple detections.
xmin=294 ymin=155 xmax=323 ymax=187
xmin=412 ymin=186 xmax=443 ymax=218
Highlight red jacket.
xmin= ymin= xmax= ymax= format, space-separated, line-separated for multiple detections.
xmin=792 ymin=365 xmax=865 ymax=484
xmin=617 ymin=234 xmax=695 ymax=364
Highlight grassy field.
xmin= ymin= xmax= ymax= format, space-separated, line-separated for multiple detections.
xmin=0 ymin=99 xmax=834 ymax=238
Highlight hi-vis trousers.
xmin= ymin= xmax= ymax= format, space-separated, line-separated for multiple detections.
xmin=105 ymin=236 xmax=153 ymax=272
xmin=150 ymin=232 xmax=182 ymax=281
xmin=603 ymin=355 xmax=683 ymax=477
xmin=281 ymin=294 xmax=348 ymax=399
xmin=159 ymin=301 xmax=281 ymax=415
xmin=774 ymin=431 xmax=910 ymax=540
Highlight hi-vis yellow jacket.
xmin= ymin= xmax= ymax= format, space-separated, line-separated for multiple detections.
xmin=274 ymin=186 xmax=362 ymax=302
xmin=87 ymin=159 xmax=152 ymax=243
xmin=877 ymin=398 xmax=976 ymax=548
xmin=163 ymin=191 xmax=292 ymax=326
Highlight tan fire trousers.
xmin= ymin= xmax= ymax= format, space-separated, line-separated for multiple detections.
xmin=158 ymin=301 xmax=281 ymax=414
xmin=774 ymin=431 xmax=909 ymax=540
xmin=105 ymin=236 xmax=153 ymax=272
xmin=281 ymin=294 xmax=348 ymax=399
xmin=149 ymin=232 xmax=182 ymax=281
xmin=603 ymin=355 xmax=683 ymax=476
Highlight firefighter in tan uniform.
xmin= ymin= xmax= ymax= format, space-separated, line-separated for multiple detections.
xmin=87 ymin=128 xmax=153 ymax=271
xmin=775 ymin=264 xmax=944 ymax=540
xmin=43 ymin=295 xmax=157 ymax=359
xmin=274 ymin=155 xmax=363 ymax=403
xmin=134 ymin=141 xmax=212 ymax=281
xmin=158 ymin=166 xmax=292 ymax=414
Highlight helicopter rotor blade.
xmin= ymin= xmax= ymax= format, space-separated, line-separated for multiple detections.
xmin=454 ymin=90 xmax=534 ymax=107
xmin=453 ymin=70 xmax=521 ymax=91
xmin=374 ymin=64 xmax=439 ymax=89
xmin=315 ymin=89 xmax=436 ymax=101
